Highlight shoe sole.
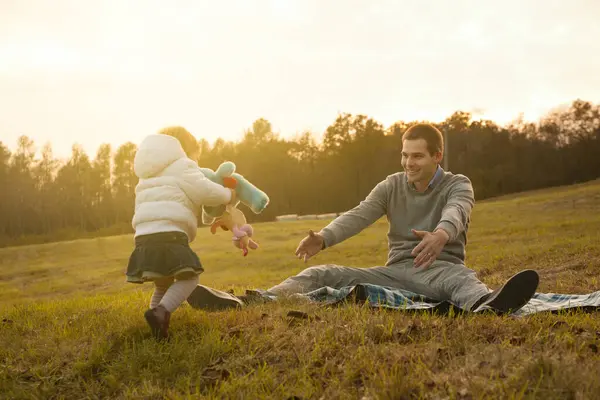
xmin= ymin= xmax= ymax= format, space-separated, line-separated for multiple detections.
xmin=187 ymin=285 xmax=244 ymax=311
xmin=482 ymin=270 xmax=539 ymax=314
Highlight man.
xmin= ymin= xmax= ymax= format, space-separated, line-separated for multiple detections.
xmin=188 ymin=123 xmax=539 ymax=314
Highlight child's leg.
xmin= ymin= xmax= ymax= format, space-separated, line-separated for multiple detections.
xmin=159 ymin=275 xmax=200 ymax=313
xmin=151 ymin=277 xmax=174 ymax=309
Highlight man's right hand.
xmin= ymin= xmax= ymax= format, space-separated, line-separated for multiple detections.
xmin=295 ymin=229 xmax=325 ymax=262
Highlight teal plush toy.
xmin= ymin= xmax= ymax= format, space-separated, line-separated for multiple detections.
xmin=199 ymin=161 xmax=270 ymax=224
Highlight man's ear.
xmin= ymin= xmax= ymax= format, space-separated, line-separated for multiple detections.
xmin=434 ymin=151 xmax=443 ymax=164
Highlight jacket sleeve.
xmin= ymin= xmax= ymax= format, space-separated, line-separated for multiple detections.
xmin=435 ymin=175 xmax=474 ymax=241
xmin=179 ymin=164 xmax=232 ymax=208
xmin=318 ymin=179 xmax=388 ymax=248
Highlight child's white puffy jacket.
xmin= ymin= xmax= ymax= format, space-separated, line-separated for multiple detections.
xmin=132 ymin=134 xmax=231 ymax=242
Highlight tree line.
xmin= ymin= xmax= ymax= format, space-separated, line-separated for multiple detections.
xmin=1 ymin=99 xmax=599 ymax=246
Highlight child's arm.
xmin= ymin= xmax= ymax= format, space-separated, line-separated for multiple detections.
xmin=179 ymin=164 xmax=234 ymax=208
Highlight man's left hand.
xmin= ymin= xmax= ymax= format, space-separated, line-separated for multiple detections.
xmin=411 ymin=229 xmax=450 ymax=268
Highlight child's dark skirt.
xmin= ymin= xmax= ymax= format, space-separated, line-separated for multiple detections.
xmin=126 ymin=231 xmax=203 ymax=283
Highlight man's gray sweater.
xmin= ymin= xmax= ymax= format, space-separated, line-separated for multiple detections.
xmin=319 ymin=169 xmax=474 ymax=266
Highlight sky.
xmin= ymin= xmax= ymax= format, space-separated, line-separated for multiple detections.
xmin=1 ymin=0 xmax=599 ymax=159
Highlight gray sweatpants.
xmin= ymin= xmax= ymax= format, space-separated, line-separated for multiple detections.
xmin=267 ymin=260 xmax=491 ymax=311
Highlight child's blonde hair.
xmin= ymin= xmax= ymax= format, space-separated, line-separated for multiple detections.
xmin=159 ymin=126 xmax=200 ymax=159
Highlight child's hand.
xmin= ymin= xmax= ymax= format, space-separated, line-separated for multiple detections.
xmin=228 ymin=188 xmax=237 ymax=205
xmin=222 ymin=176 xmax=238 ymax=205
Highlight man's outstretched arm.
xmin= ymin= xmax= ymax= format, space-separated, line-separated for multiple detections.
xmin=295 ymin=179 xmax=389 ymax=262
xmin=412 ymin=175 xmax=474 ymax=268
xmin=435 ymin=175 xmax=474 ymax=242
xmin=319 ymin=179 xmax=389 ymax=248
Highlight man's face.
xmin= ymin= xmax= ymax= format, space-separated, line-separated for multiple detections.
xmin=401 ymin=139 xmax=442 ymax=184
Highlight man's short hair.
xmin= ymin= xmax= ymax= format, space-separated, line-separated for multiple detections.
xmin=402 ymin=123 xmax=444 ymax=155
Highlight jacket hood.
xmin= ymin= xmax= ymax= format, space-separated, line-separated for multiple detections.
xmin=134 ymin=134 xmax=187 ymax=178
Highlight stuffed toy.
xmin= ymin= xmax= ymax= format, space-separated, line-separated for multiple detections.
xmin=209 ymin=176 xmax=259 ymax=256
xmin=199 ymin=161 xmax=269 ymax=225
xmin=199 ymin=162 xmax=269 ymax=256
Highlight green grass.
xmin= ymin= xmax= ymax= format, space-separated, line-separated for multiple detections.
xmin=2 ymin=179 xmax=600 ymax=399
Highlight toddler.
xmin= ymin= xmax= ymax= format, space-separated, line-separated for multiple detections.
xmin=126 ymin=126 xmax=235 ymax=340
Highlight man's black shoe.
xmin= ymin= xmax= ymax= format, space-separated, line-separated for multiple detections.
xmin=471 ymin=270 xmax=539 ymax=314
xmin=187 ymin=285 xmax=244 ymax=310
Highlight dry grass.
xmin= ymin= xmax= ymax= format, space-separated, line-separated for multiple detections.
xmin=2 ymin=179 xmax=600 ymax=399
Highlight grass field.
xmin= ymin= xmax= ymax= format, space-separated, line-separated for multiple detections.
xmin=2 ymin=180 xmax=600 ymax=399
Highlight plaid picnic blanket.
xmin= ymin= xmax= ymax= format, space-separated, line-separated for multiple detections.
xmin=251 ymin=283 xmax=600 ymax=316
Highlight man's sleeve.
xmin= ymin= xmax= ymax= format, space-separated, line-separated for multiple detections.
xmin=435 ymin=175 xmax=474 ymax=241
xmin=318 ymin=179 xmax=389 ymax=248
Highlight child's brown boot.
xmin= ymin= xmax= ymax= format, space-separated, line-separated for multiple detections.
xmin=144 ymin=305 xmax=171 ymax=340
